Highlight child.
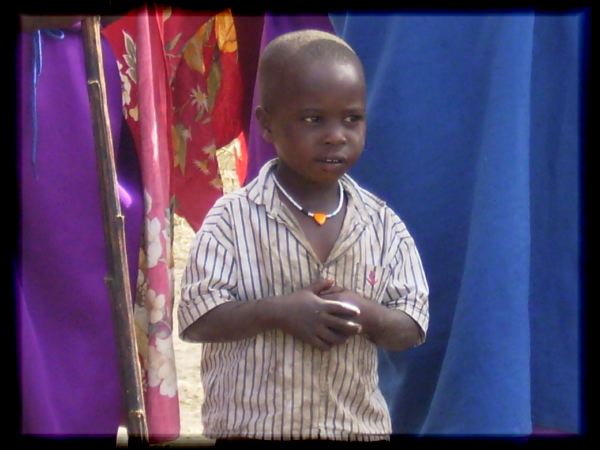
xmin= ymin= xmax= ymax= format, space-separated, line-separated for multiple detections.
xmin=178 ymin=29 xmax=429 ymax=442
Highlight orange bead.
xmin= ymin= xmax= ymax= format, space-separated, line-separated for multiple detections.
xmin=313 ymin=212 xmax=327 ymax=225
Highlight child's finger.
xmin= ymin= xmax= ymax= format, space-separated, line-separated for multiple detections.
xmin=322 ymin=299 xmax=360 ymax=316
xmin=308 ymin=278 xmax=335 ymax=294
xmin=323 ymin=315 xmax=362 ymax=335
xmin=319 ymin=285 xmax=345 ymax=296
xmin=317 ymin=323 xmax=359 ymax=346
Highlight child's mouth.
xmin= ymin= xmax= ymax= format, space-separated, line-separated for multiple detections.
xmin=317 ymin=158 xmax=344 ymax=165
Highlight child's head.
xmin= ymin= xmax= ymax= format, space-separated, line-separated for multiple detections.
xmin=256 ymin=29 xmax=366 ymax=186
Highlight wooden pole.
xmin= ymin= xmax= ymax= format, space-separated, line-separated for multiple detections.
xmin=81 ymin=16 xmax=149 ymax=447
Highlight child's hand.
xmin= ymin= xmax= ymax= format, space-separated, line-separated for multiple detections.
xmin=319 ymin=286 xmax=365 ymax=308
xmin=276 ymin=279 xmax=362 ymax=350
xmin=319 ymin=286 xmax=371 ymax=330
xmin=321 ymin=285 xmax=424 ymax=351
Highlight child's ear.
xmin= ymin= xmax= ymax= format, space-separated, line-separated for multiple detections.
xmin=255 ymin=106 xmax=273 ymax=143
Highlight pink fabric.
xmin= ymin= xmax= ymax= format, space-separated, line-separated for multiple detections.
xmin=132 ymin=11 xmax=180 ymax=442
xmin=103 ymin=6 xmax=248 ymax=441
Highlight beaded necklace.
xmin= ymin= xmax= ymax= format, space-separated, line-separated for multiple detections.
xmin=273 ymin=176 xmax=344 ymax=226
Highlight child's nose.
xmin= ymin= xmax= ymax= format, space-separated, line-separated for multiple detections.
xmin=323 ymin=123 xmax=347 ymax=145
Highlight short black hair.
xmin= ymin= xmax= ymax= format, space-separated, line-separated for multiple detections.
xmin=257 ymin=29 xmax=364 ymax=110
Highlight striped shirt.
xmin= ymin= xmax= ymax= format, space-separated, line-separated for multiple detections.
xmin=179 ymin=159 xmax=429 ymax=441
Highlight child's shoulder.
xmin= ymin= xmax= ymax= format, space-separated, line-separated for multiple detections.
xmin=200 ymin=185 xmax=251 ymax=226
xmin=354 ymin=182 xmax=386 ymax=208
xmin=345 ymin=175 xmax=396 ymax=217
xmin=212 ymin=186 xmax=250 ymax=208
xmin=345 ymin=176 xmax=412 ymax=238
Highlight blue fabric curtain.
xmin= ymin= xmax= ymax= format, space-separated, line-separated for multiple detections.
xmin=330 ymin=13 xmax=584 ymax=434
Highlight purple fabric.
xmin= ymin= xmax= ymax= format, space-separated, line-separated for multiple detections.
xmin=18 ymin=29 xmax=143 ymax=436
xmin=246 ymin=14 xmax=334 ymax=182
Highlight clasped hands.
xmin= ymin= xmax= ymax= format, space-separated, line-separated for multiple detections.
xmin=277 ymin=278 xmax=371 ymax=351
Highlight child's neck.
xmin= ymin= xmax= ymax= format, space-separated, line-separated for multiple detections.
xmin=274 ymin=166 xmax=342 ymax=214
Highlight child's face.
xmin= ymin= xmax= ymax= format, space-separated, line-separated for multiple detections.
xmin=259 ymin=58 xmax=366 ymax=186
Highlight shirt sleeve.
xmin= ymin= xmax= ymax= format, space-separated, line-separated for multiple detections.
xmin=382 ymin=214 xmax=430 ymax=344
xmin=178 ymin=202 xmax=237 ymax=340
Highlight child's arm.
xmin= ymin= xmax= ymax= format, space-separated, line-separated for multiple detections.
xmin=320 ymin=288 xmax=422 ymax=351
xmin=182 ymin=279 xmax=362 ymax=351
xmin=319 ymin=211 xmax=429 ymax=351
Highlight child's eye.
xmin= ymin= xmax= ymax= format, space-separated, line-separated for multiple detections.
xmin=302 ymin=116 xmax=321 ymax=124
xmin=344 ymin=114 xmax=364 ymax=123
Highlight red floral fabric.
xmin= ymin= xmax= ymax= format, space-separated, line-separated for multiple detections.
xmin=102 ymin=5 xmax=247 ymax=441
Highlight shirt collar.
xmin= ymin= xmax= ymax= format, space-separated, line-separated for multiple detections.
xmin=246 ymin=158 xmax=375 ymax=225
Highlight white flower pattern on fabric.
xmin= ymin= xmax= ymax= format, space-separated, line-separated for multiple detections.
xmin=116 ymin=57 xmax=138 ymax=122
xmin=162 ymin=207 xmax=172 ymax=258
xmin=148 ymin=335 xmax=177 ymax=397
xmin=144 ymin=190 xmax=152 ymax=214
xmin=117 ymin=61 xmax=131 ymax=112
xmin=146 ymin=217 xmax=163 ymax=268
xmin=146 ymin=289 xmax=166 ymax=324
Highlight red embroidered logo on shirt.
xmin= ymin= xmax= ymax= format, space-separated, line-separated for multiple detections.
xmin=367 ymin=269 xmax=377 ymax=287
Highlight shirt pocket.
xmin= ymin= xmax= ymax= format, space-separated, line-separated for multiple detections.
xmin=352 ymin=263 xmax=391 ymax=303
